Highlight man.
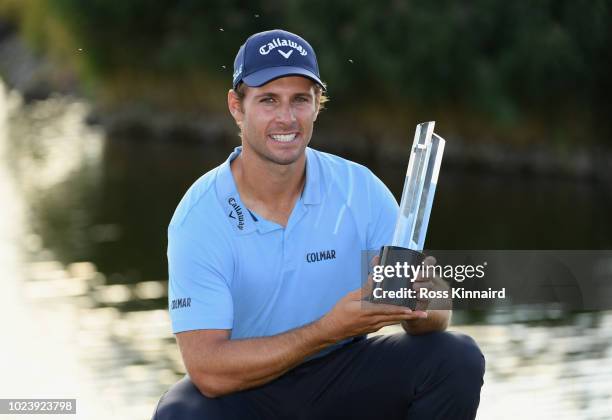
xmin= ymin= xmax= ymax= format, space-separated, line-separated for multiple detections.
xmin=153 ymin=29 xmax=484 ymax=419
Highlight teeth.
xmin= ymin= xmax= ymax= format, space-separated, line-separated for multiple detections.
xmin=270 ymin=133 xmax=297 ymax=143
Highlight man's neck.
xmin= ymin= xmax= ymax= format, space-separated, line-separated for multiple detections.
xmin=230 ymin=148 xmax=306 ymax=226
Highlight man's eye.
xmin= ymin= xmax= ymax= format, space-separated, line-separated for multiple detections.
xmin=260 ymin=97 xmax=275 ymax=103
xmin=295 ymin=97 xmax=309 ymax=103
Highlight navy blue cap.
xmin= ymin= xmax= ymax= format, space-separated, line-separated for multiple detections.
xmin=232 ymin=29 xmax=324 ymax=90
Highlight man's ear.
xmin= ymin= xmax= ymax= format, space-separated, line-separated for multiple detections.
xmin=227 ymin=89 xmax=244 ymax=124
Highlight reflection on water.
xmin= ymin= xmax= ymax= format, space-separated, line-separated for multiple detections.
xmin=1 ymin=78 xmax=611 ymax=419
xmin=379 ymin=318 xmax=612 ymax=420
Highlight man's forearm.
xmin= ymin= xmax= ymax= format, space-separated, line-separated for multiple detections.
xmin=401 ymin=310 xmax=451 ymax=335
xmin=192 ymin=319 xmax=337 ymax=397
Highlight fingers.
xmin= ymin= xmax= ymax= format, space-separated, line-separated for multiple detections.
xmin=370 ymin=255 xmax=380 ymax=267
xmin=371 ymin=312 xmax=429 ymax=329
xmin=414 ymin=298 xmax=430 ymax=312
xmin=414 ymin=256 xmax=436 ymax=282
xmin=347 ymin=287 xmax=364 ymax=300
xmin=423 ymin=255 xmax=436 ymax=266
xmin=412 ymin=275 xmax=433 ymax=311
xmin=361 ymin=274 xmax=376 ymax=299
xmin=411 ymin=310 xmax=428 ymax=318
xmin=412 ymin=279 xmax=434 ymax=296
xmin=412 ymin=256 xmax=435 ymax=309
xmin=350 ymin=275 xmax=377 ymax=301
xmin=375 ymin=311 xmax=427 ymax=322
xmin=361 ymin=301 xmax=413 ymax=315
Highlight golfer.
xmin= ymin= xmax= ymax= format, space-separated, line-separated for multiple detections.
xmin=153 ymin=29 xmax=485 ymax=419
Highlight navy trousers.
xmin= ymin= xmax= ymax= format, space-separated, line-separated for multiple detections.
xmin=152 ymin=331 xmax=485 ymax=419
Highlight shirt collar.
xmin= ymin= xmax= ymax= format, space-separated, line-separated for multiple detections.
xmin=215 ymin=147 xmax=257 ymax=235
xmin=303 ymin=147 xmax=322 ymax=205
xmin=215 ymin=146 xmax=322 ymax=234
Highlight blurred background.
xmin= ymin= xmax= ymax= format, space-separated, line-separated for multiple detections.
xmin=0 ymin=1 xmax=611 ymax=419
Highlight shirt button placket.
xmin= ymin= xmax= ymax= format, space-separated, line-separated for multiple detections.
xmin=283 ymin=230 xmax=297 ymax=272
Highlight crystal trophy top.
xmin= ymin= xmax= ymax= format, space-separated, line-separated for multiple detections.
xmin=391 ymin=121 xmax=446 ymax=251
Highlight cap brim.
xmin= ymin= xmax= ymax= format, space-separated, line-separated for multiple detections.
xmin=240 ymin=66 xmax=325 ymax=90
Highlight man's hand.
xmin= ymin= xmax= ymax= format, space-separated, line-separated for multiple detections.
xmin=318 ymin=256 xmax=428 ymax=342
xmin=402 ymin=255 xmax=452 ymax=335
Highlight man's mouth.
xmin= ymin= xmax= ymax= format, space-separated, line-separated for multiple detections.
xmin=269 ymin=133 xmax=298 ymax=143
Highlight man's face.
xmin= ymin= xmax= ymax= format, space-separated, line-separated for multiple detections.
xmin=228 ymin=76 xmax=320 ymax=166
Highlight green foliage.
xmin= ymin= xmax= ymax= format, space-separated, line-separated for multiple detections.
xmin=3 ymin=0 xmax=611 ymax=138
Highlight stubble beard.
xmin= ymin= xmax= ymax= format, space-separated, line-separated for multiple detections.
xmin=246 ymin=133 xmax=309 ymax=167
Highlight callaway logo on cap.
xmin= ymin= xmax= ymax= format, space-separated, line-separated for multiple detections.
xmin=232 ymin=29 xmax=324 ymax=90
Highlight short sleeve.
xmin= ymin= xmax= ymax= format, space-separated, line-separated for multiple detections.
xmin=167 ymin=223 xmax=234 ymax=333
xmin=366 ymin=173 xmax=399 ymax=251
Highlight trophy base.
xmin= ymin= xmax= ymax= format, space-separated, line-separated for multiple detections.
xmin=371 ymin=246 xmax=426 ymax=310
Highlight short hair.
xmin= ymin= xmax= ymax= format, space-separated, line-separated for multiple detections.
xmin=234 ymin=80 xmax=329 ymax=110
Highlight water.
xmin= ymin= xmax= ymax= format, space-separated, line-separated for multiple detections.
xmin=1 ymin=79 xmax=611 ymax=419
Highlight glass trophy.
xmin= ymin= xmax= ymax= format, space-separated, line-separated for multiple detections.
xmin=372 ymin=121 xmax=446 ymax=308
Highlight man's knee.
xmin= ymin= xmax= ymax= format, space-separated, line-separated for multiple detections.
xmin=430 ymin=331 xmax=485 ymax=390
xmin=152 ymin=376 xmax=214 ymax=420
xmin=395 ymin=331 xmax=484 ymax=389
xmin=392 ymin=331 xmax=484 ymax=417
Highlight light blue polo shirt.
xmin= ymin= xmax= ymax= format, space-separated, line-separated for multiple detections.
xmin=168 ymin=146 xmax=398 ymax=346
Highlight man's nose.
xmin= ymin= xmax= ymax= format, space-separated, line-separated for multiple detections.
xmin=275 ymin=102 xmax=297 ymax=124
